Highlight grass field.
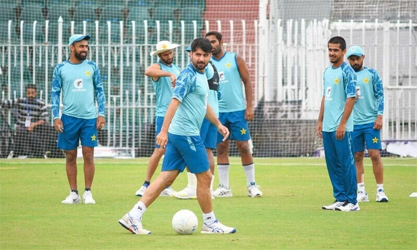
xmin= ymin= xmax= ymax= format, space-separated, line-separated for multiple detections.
xmin=0 ymin=157 xmax=416 ymax=250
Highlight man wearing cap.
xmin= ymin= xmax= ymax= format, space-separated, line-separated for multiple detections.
xmin=51 ymin=34 xmax=106 ymax=205
xmin=135 ymin=40 xmax=181 ymax=198
xmin=316 ymin=36 xmax=359 ymax=212
xmin=347 ymin=46 xmax=388 ymax=203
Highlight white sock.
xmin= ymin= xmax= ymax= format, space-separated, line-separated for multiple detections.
xmin=203 ymin=211 xmax=216 ymax=225
xmin=217 ymin=164 xmax=230 ymax=188
xmin=358 ymin=183 xmax=366 ymax=193
xmin=129 ymin=201 xmax=146 ymax=220
xmin=187 ymin=172 xmax=197 ymax=191
xmin=243 ymin=163 xmax=255 ymax=186
xmin=377 ymin=184 xmax=384 ymax=192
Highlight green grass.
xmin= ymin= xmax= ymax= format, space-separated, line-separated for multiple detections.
xmin=1 ymin=157 xmax=416 ymax=250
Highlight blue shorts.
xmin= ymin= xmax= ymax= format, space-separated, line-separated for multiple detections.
xmin=154 ymin=116 xmax=164 ymax=148
xmin=352 ymin=122 xmax=382 ymax=153
xmin=57 ymin=114 xmax=98 ymax=150
xmin=200 ymin=118 xmax=218 ymax=149
xmin=217 ymin=110 xmax=251 ymax=143
xmin=162 ymin=133 xmax=209 ymax=174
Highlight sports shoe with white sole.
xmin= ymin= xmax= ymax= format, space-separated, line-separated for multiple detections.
xmin=201 ymin=220 xmax=236 ymax=234
xmin=62 ymin=191 xmax=81 ymax=204
xmin=135 ymin=185 xmax=148 ymax=197
xmin=376 ymin=189 xmax=389 ymax=202
xmin=83 ymin=190 xmax=96 ymax=204
xmin=118 ymin=214 xmax=151 ymax=235
xmin=322 ymin=200 xmax=345 ymax=210
xmin=247 ymin=182 xmax=263 ymax=197
xmin=175 ymin=186 xmax=197 ymax=199
xmin=357 ymin=191 xmax=369 ymax=202
xmin=335 ymin=202 xmax=360 ymax=212
xmin=213 ymin=185 xmax=233 ymax=198
xmin=159 ymin=186 xmax=177 ymax=197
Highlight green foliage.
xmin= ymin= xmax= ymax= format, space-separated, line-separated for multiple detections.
xmin=0 ymin=157 xmax=416 ymax=250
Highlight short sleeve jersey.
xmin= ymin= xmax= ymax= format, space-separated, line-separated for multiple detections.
xmin=152 ymin=62 xmax=181 ymax=117
xmin=322 ymin=62 xmax=357 ymax=132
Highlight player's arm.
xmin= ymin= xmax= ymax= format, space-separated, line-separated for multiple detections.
xmin=236 ymin=54 xmax=254 ymax=121
xmin=373 ymin=70 xmax=384 ymax=130
xmin=336 ymin=68 xmax=357 ymax=140
xmin=51 ymin=65 xmax=63 ymax=132
xmin=205 ymin=104 xmax=229 ymax=141
xmin=145 ymin=63 xmax=177 ymax=86
xmin=156 ymin=98 xmax=181 ymax=148
xmin=93 ymin=63 xmax=106 ymax=130
xmin=316 ymin=96 xmax=325 ymax=138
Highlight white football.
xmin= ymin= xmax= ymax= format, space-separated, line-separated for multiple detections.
xmin=172 ymin=209 xmax=198 ymax=235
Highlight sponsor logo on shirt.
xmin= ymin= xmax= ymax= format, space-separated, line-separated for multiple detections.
xmin=73 ymin=78 xmax=86 ymax=92
xmin=325 ymin=87 xmax=332 ymax=100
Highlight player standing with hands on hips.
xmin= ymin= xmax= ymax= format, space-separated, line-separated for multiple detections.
xmin=347 ymin=45 xmax=388 ymax=203
xmin=317 ymin=36 xmax=359 ymax=212
xmin=51 ymin=34 xmax=106 ymax=205
xmin=119 ymin=38 xmax=236 ymax=234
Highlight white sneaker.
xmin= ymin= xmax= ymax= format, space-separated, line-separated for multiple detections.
xmin=201 ymin=219 xmax=236 ymax=234
xmin=83 ymin=190 xmax=96 ymax=204
xmin=376 ymin=189 xmax=389 ymax=202
xmin=62 ymin=191 xmax=81 ymax=204
xmin=135 ymin=185 xmax=148 ymax=197
xmin=247 ymin=182 xmax=263 ymax=197
xmin=213 ymin=185 xmax=233 ymax=198
xmin=357 ymin=191 xmax=369 ymax=202
xmin=335 ymin=202 xmax=360 ymax=212
xmin=175 ymin=186 xmax=197 ymax=199
xmin=118 ymin=213 xmax=151 ymax=235
xmin=322 ymin=200 xmax=345 ymax=210
xmin=160 ymin=186 xmax=177 ymax=197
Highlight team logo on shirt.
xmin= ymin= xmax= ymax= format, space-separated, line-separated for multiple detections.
xmin=363 ymin=77 xmax=369 ymax=84
xmin=334 ymin=78 xmax=340 ymax=84
xmin=86 ymin=70 xmax=91 ymax=77
xmin=225 ymin=62 xmax=231 ymax=68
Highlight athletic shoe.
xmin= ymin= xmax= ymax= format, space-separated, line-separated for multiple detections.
xmin=201 ymin=219 xmax=236 ymax=234
xmin=335 ymin=202 xmax=360 ymax=212
xmin=376 ymin=189 xmax=389 ymax=202
xmin=357 ymin=191 xmax=369 ymax=202
xmin=247 ymin=182 xmax=263 ymax=197
xmin=118 ymin=213 xmax=151 ymax=235
xmin=61 ymin=191 xmax=81 ymax=204
xmin=135 ymin=185 xmax=147 ymax=197
xmin=213 ymin=185 xmax=233 ymax=198
xmin=322 ymin=200 xmax=345 ymax=210
xmin=160 ymin=186 xmax=177 ymax=197
xmin=175 ymin=187 xmax=197 ymax=199
xmin=83 ymin=190 xmax=96 ymax=204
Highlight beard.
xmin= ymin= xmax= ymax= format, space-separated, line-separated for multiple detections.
xmin=351 ymin=63 xmax=362 ymax=71
xmin=74 ymin=50 xmax=87 ymax=61
xmin=193 ymin=60 xmax=208 ymax=71
xmin=160 ymin=57 xmax=173 ymax=65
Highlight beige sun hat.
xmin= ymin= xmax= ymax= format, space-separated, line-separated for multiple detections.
xmin=150 ymin=40 xmax=180 ymax=56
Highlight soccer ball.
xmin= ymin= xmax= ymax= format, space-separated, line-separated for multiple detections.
xmin=172 ymin=209 xmax=198 ymax=235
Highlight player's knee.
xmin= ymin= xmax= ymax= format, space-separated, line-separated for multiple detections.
xmin=354 ymin=151 xmax=364 ymax=162
xmin=368 ymin=150 xmax=380 ymax=161
xmin=236 ymin=142 xmax=251 ymax=155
